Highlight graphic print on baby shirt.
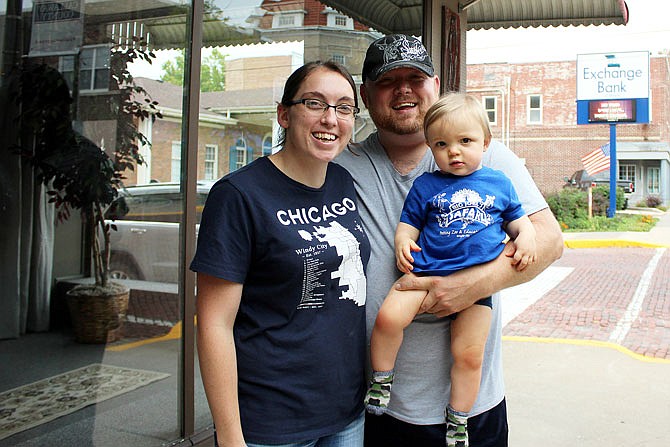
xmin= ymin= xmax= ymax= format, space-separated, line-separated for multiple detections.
xmin=432 ymin=188 xmax=495 ymax=236
xmin=295 ymin=220 xmax=366 ymax=309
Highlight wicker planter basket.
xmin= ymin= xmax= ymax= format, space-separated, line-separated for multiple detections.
xmin=66 ymin=284 xmax=130 ymax=344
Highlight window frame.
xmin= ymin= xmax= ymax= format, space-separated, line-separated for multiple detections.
xmin=171 ymin=141 xmax=181 ymax=182
xmin=619 ymin=164 xmax=636 ymax=186
xmin=273 ymin=12 xmax=304 ymax=28
xmin=262 ymin=134 xmax=274 ymax=156
xmin=204 ymin=144 xmax=218 ymax=180
xmin=527 ymin=94 xmax=543 ymax=125
xmin=60 ymin=44 xmax=112 ymax=92
xmin=647 ymin=166 xmax=660 ymax=194
xmin=235 ymin=138 xmax=247 ymax=170
xmin=483 ymin=96 xmax=497 ymax=126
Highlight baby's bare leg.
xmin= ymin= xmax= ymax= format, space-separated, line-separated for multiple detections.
xmin=370 ymin=275 xmax=427 ymax=371
xmin=449 ymin=304 xmax=492 ymax=412
xmin=365 ymin=274 xmax=427 ymax=415
xmin=446 ymin=304 xmax=492 ymax=447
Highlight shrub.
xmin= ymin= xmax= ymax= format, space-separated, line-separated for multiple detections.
xmin=591 ymin=185 xmax=627 ymax=214
xmin=645 ymin=195 xmax=663 ymax=208
xmin=546 ymin=188 xmax=588 ymax=230
xmin=547 ymin=186 xmax=627 ymax=230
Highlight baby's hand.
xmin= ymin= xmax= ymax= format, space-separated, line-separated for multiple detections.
xmin=510 ymin=233 xmax=537 ymax=271
xmin=396 ymin=239 xmax=421 ymax=274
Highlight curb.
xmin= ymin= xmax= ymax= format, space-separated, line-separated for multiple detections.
xmin=563 ymin=239 xmax=670 ymax=249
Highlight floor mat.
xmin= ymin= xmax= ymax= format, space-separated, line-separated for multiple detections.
xmin=0 ymin=363 xmax=170 ymax=440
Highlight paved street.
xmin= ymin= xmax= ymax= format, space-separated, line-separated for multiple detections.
xmin=501 ymin=210 xmax=670 ymax=446
xmin=503 ymin=247 xmax=670 ymax=359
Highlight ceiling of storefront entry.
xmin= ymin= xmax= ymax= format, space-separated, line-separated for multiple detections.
xmin=320 ymin=0 xmax=629 ymax=36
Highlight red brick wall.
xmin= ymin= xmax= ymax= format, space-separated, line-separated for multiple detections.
xmin=135 ymin=119 xmax=270 ymax=185
xmin=259 ymin=0 xmax=370 ymax=31
xmin=467 ymin=57 xmax=669 ymax=195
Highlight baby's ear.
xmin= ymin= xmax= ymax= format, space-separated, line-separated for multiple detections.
xmin=483 ymin=136 xmax=492 ymax=151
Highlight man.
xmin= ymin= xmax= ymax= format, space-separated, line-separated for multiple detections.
xmin=336 ymin=34 xmax=563 ymax=446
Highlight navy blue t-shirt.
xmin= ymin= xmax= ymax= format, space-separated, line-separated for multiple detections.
xmin=190 ymin=156 xmax=370 ymax=444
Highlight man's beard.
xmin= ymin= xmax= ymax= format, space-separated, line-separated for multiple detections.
xmin=368 ymin=104 xmax=425 ymax=135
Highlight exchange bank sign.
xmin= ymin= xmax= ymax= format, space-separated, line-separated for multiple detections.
xmin=576 ymin=51 xmax=650 ymax=124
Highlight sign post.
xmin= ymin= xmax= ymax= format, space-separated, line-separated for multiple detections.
xmin=609 ymin=124 xmax=617 ymax=217
xmin=576 ymin=51 xmax=650 ymax=217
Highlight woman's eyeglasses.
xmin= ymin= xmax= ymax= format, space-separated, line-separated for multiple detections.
xmin=288 ymin=98 xmax=360 ymax=119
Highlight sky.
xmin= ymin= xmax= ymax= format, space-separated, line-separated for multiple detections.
xmin=130 ymin=0 xmax=670 ymax=79
xmin=466 ymin=0 xmax=670 ymax=63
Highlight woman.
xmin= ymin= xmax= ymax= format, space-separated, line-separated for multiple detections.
xmin=191 ymin=61 xmax=370 ymax=447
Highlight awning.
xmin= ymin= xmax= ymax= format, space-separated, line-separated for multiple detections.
xmin=82 ymin=0 xmax=260 ymax=49
xmin=320 ymin=0 xmax=629 ymax=36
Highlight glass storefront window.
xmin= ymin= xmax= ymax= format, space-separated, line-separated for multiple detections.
xmin=0 ymin=1 xmax=380 ymax=445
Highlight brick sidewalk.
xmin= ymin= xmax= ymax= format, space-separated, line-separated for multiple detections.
xmin=503 ymin=246 xmax=670 ymax=359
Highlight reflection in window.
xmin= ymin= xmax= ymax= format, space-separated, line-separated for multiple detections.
xmin=326 ymin=12 xmax=353 ymax=29
xmin=60 ymin=46 xmax=111 ymax=91
xmin=262 ymin=135 xmax=273 ymax=156
xmin=332 ymin=54 xmax=345 ymax=65
xmin=234 ymin=138 xmax=247 ymax=171
xmin=275 ymin=13 xmax=303 ymax=28
xmin=171 ymin=141 xmax=181 ymax=182
xmin=204 ymin=144 xmax=218 ymax=180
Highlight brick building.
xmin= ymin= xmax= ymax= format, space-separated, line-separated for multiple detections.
xmin=466 ymin=56 xmax=670 ymax=205
xmin=257 ymin=0 xmax=378 ymax=77
xmin=129 ymin=0 xmax=669 ymax=205
xmin=135 ymin=77 xmax=277 ymax=184
xmin=136 ymin=54 xmax=670 ymax=207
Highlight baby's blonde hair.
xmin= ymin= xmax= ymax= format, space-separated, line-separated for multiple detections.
xmin=424 ymin=92 xmax=492 ymax=140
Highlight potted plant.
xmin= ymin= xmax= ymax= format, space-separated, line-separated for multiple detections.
xmin=13 ymin=40 xmax=161 ymax=343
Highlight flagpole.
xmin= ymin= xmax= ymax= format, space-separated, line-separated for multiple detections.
xmin=608 ymin=124 xmax=617 ymax=218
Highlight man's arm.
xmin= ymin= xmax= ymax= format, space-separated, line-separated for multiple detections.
xmin=396 ymin=207 xmax=563 ymax=318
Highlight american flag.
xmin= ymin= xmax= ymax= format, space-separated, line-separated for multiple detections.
xmin=581 ymin=143 xmax=610 ymax=175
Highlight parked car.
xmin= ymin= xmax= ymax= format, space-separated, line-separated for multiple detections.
xmin=105 ymin=181 xmax=214 ymax=283
xmin=563 ymin=170 xmax=634 ymax=194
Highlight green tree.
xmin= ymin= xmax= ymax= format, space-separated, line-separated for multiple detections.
xmin=160 ymin=48 xmax=227 ymax=92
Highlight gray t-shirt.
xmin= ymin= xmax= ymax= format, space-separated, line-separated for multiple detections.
xmin=335 ymin=133 xmax=548 ymax=424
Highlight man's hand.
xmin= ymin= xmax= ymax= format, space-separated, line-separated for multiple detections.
xmin=395 ymin=208 xmax=563 ymax=318
xmin=395 ymin=266 xmax=488 ymax=318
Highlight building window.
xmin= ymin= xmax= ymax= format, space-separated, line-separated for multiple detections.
xmin=483 ymin=96 xmax=497 ymax=125
xmin=235 ymin=138 xmax=247 ymax=170
xmin=619 ymin=164 xmax=636 ymax=185
xmin=527 ymin=95 xmax=542 ymax=124
xmin=60 ymin=46 xmax=111 ymax=92
xmin=278 ymin=15 xmax=294 ymax=26
xmin=262 ymin=135 xmax=273 ymax=156
xmin=171 ymin=141 xmax=181 ymax=182
xmin=647 ymin=167 xmax=660 ymax=194
xmin=326 ymin=12 xmax=353 ymax=29
xmin=204 ymin=144 xmax=218 ymax=180
xmin=332 ymin=54 xmax=345 ymax=65
xmin=274 ymin=13 xmax=303 ymax=28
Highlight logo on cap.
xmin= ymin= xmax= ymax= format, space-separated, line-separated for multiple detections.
xmin=363 ymin=34 xmax=434 ymax=82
